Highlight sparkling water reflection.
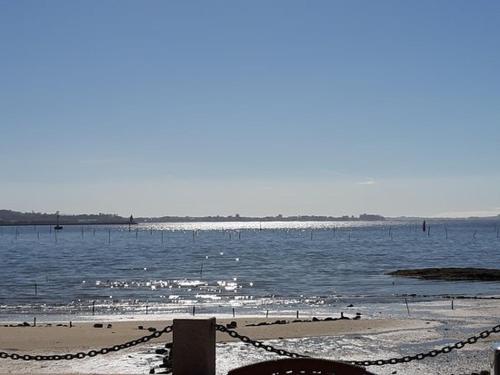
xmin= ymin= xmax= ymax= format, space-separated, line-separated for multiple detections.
xmin=0 ymin=219 xmax=499 ymax=315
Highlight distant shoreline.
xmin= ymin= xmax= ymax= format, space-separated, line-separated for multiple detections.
xmin=0 ymin=209 xmax=385 ymax=226
xmin=1 ymin=208 xmax=499 ymax=226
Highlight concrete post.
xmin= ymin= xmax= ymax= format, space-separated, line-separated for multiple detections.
xmin=173 ymin=318 xmax=216 ymax=375
xmin=491 ymin=342 xmax=500 ymax=375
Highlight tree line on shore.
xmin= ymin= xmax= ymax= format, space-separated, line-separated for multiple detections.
xmin=0 ymin=209 xmax=385 ymax=225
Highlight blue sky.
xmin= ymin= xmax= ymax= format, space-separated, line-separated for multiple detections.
xmin=1 ymin=0 xmax=499 ymax=217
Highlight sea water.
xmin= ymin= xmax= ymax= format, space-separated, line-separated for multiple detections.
xmin=0 ymin=219 xmax=499 ymax=318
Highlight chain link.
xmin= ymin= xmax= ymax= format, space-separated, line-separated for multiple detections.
xmin=216 ymin=324 xmax=307 ymax=358
xmin=0 ymin=325 xmax=172 ymax=361
xmin=216 ymin=323 xmax=500 ymax=367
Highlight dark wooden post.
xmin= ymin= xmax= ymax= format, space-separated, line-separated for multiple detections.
xmin=173 ymin=318 xmax=216 ymax=375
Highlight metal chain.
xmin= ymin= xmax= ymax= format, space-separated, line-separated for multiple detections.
xmin=216 ymin=323 xmax=500 ymax=367
xmin=216 ymin=324 xmax=307 ymax=358
xmin=352 ymin=324 xmax=500 ymax=367
xmin=0 ymin=325 xmax=172 ymax=361
xmin=1 ymin=320 xmax=498 ymax=369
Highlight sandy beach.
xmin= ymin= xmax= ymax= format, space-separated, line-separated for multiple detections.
xmin=0 ymin=317 xmax=431 ymax=353
xmin=0 ymin=299 xmax=499 ymax=374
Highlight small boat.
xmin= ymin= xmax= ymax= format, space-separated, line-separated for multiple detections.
xmin=54 ymin=212 xmax=63 ymax=231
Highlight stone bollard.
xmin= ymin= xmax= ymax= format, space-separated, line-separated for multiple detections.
xmin=173 ymin=318 xmax=216 ymax=375
xmin=491 ymin=342 xmax=500 ymax=375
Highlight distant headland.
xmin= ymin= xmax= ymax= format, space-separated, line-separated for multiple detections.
xmin=0 ymin=210 xmax=385 ymax=226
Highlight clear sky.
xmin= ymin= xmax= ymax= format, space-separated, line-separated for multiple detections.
xmin=1 ymin=1 xmax=499 ymax=218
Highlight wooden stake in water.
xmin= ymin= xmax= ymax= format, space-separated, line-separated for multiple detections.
xmin=232 ymin=308 xmax=235 ymax=318
xmin=37 ymin=231 xmax=40 ymax=240
xmin=108 ymin=229 xmax=111 ymax=244
xmin=146 ymin=305 xmax=149 ymax=315
xmin=451 ymin=298 xmax=454 ymax=310
xmin=266 ymin=310 xmax=269 ymax=318
xmin=445 ymin=225 xmax=448 ymax=240
xmin=238 ymin=231 xmax=241 ymax=240
xmin=33 ymin=317 xmax=36 ymax=327
xmin=192 ymin=306 xmax=196 ymax=316
xmin=310 ymin=231 xmax=313 ymax=240
xmin=34 ymin=283 xmax=38 ymax=296
xmin=136 ymin=228 xmax=138 ymax=239
xmin=92 ymin=301 xmax=95 ymax=316
xmin=404 ymin=298 xmax=410 ymax=316
xmin=296 ymin=310 xmax=299 ymax=319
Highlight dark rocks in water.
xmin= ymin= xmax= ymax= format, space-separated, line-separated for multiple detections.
xmin=226 ymin=321 xmax=237 ymax=329
xmin=347 ymin=304 xmax=354 ymax=307
xmin=387 ymin=268 xmax=500 ymax=281
xmin=155 ymin=348 xmax=167 ymax=355
xmin=107 ymin=323 xmax=112 ymax=329
xmin=138 ymin=325 xmax=144 ymax=330
xmin=246 ymin=316 xmax=354 ymax=327
xmin=93 ymin=323 xmax=103 ymax=328
xmin=148 ymin=327 xmax=157 ymax=332
xmin=245 ymin=321 xmax=269 ymax=327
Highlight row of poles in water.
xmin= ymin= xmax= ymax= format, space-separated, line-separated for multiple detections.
xmin=1 ymin=223 xmax=500 ymax=243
